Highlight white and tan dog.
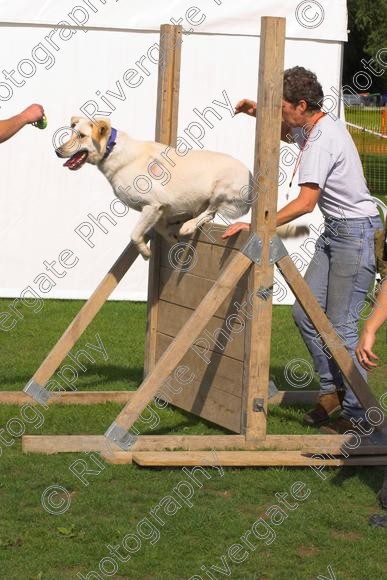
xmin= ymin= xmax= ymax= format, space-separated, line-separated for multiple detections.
xmin=56 ymin=117 xmax=305 ymax=259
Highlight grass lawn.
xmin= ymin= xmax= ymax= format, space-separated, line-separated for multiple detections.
xmin=0 ymin=299 xmax=386 ymax=579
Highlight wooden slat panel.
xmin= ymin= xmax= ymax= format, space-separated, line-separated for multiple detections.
xmin=191 ymin=223 xmax=250 ymax=250
xmin=156 ymin=337 xmax=242 ymax=432
xmin=157 ymin=301 xmax=245 ymax=361
xmin=159 ymin=267 xmax=247 ymax=317
xmin=161 ymin=381 xmax=242 ymax=432
xmin=109 ymin=252 xmax=251 ymax=435
xmin=160 ymin=238 xmax=249 ymax=285
xmin=156 ymin=333 xmax=243 ymax=398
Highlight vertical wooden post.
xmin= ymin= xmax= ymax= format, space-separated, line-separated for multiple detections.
xmin=143 ymin=24 xmax=182 ymax=375
xmin=243 ymin=17 xmax=286 ymax=440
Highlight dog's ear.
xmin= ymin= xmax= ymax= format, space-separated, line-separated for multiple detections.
xmin=70 ymin=116 xmax=80 ymax=127
xmin=91 ymin=118 xmax=112 ymax=154
xmin=96 ymin=118 xmax=111 ymax=137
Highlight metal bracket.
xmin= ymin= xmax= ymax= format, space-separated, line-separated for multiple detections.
xmin=241 ymin=234 xmax=263 ymax=264
xmin=268 ymin=235 xmax=289 ymax=264
xmin=241 ymin=233 xmax=288 ymax=266
xmin=24 ymin=380 xmax=54 ymax=405
xmin=256 ymin=286 xmax=273 ymax=301
xmin=104 ymin=422 xmax=138 ymax=451
xmin=253 ymin=398 xmax=265 ymax=412
xmin=252 ymin=381 xmax=279 ymax=413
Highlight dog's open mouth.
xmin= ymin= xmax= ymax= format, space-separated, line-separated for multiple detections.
xmin=63 ymin=150 xmax=88 ymax=171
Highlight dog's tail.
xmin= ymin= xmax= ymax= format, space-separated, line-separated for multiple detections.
xmin=276 ymin=224 xmax=310 ymax=238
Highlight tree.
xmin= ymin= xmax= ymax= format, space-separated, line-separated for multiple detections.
xmin=343 ymin=0 xmax=387 ymax=94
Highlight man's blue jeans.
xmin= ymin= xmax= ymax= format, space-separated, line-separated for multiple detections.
xmin=292 ymin=215 xmax=382 ymax=419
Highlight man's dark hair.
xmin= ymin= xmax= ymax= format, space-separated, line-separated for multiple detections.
xmin=283 ymin=66 xmax=324 ymax=111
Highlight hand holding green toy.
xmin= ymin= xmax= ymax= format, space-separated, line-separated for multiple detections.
xmin=33 ymin=114 xmax=48 ymax=129
xmin=0 ymin=104 xmax=46 ymax=144
xmin=21 ymin=103 xmax=46 ymax=129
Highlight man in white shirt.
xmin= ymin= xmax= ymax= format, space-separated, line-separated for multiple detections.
xmin=223 ymin=66 xmax=382 ymax=434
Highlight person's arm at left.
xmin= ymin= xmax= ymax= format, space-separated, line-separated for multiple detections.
xmin=222 ymin=183 xmax=320 ymax=238
xmin=0 ymin=104 xmax=44 ymax=144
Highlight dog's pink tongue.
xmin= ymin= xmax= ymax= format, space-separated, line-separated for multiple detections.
xmin=63 ymin=151 xmax=87 ymax=170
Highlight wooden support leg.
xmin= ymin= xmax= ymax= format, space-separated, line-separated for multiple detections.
xmin=277 ymin=254 xmax=387 ymax=431
xmin=106 ymin=252 xmax=252 ymax=449
xmin=131 ymin=451 xmax=387 ymax=468
xmin=22 ymin=433 xmax=387 ymax=457
xmin=25 ymin=240 xmax=143 ymax=398
xmin=144 ymin=24 xmax=182 ymax=376
xmin=243 ymin=17 xmax=286 ymax=441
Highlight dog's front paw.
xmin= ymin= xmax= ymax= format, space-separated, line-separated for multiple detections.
xmin=179 ymin=221 xmax=197 ymax=237
xmin=135 ymin=243 xmax=151 ymax=260
xmin=140 ymin=247 xmax=152 ymax=260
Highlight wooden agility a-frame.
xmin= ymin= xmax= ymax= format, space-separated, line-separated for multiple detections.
xmin=22 ymin=19 xmax=387 ymax=467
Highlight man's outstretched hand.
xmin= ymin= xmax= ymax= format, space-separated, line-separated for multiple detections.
xmin=235 ymin=99 xmax=257 ymax=117
xmin=21 ymin=104 xmax=45 ymax=124
xmin=222 ymin=222 xmax=250 ymax=239
xmin=0 ymin=103 xmax=45 ymax=143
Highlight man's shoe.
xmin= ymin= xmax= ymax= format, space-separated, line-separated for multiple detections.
xmin=319 ymin=416 xmax=372 ymax=434
xmin=303 ymin=390 xmax=344 ymax=426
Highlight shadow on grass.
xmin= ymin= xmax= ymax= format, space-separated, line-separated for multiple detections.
xmin=329 ymin=466 xmax=385 ymax=497
xmin=269 ymin=366 xmax=320 ymax=392
xmin=141 ymin=407 xmax=232 ymax=436
xmin=0 ymin=364 xmax=144 ymax=391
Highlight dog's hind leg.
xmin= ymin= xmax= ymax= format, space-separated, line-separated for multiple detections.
xmin=179 ymin=206 xmax=217 ymax=237
xmin=131 ymin=204 xmax=164 ymax=259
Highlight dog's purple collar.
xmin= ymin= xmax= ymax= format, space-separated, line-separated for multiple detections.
xmin=102 ymin=127 xmax=117 ymax=161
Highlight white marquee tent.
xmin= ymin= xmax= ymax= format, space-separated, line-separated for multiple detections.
xmin=0 ymin=0 xmax=348 ymax=309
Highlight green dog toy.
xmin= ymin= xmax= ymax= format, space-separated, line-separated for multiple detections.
xmin=33 ymin=115 xmax=47 ymax=129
